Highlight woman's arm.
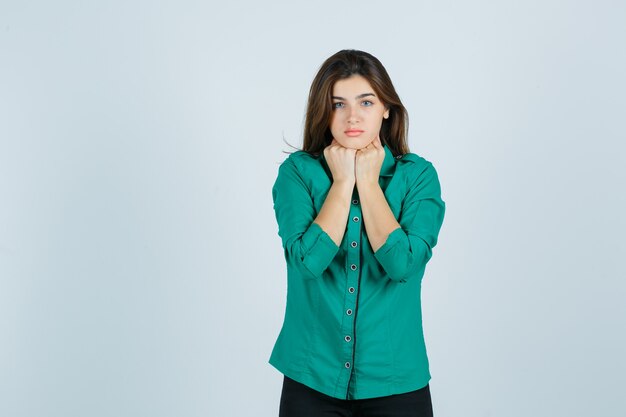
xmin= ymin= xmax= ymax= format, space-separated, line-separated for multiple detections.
xmin=313 ymin=139 xmax=357 ymax=246
xmin=272 ymin=140 xmax=357 ymax=279
xmin=372 ymin=162 xmax=445 ymax=281
xmin=356 ymin=181 xmax=401 ymax=252
xmin=273 ymin=158 xmax=340 ymax=280
xmin=313 ymin=180 xmax=354 ymax=246
xmin=355 ymin=137 xmax=399 ymax=251
xmin=355 ymin=137 xmax=445 ymax=281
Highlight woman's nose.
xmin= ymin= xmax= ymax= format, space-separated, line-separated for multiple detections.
xmin=348 ymin=106 xmax=359 ymax=124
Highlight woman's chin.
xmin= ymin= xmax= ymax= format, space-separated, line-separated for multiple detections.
xmin=336 ymin=138 xmax=373 ymax=150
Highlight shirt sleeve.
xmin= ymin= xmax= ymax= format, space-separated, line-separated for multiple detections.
xmin=272 ymin=157 xmax=340 ymax=280
xmin=374 ymin=162 xmax=446 ymax=282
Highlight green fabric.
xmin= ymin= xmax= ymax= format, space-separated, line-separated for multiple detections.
xmin=270 ymin=144 xmax=446 ymax=400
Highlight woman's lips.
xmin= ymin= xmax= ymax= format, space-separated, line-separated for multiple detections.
xmin=345 ymin=129 xmax=364 ymax=137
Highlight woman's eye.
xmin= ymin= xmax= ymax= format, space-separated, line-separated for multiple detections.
xmin=332 ymin=102 xmax=344 ymax=109
xmin=362 ymin=100 xmax=373 ymax=106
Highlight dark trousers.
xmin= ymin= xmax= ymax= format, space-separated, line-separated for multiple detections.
xmin=279 ymin=376 xmax=434 ymax=417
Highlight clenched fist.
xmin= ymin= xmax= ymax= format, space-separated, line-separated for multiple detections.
xmin=324 ymin=139 xmax=357 ymax=186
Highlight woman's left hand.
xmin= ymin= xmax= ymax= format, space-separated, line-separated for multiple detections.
xmin=355 ymin=136 xmax=385 ymax=187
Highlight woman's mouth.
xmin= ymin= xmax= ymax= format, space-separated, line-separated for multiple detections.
xmin=345 ymin=129 xmax=364 ymax=137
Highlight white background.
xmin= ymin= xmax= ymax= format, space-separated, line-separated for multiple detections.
xmin=1 ymin=1 xmax=625 ymax=416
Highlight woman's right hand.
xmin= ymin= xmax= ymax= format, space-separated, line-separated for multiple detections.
xmin=323 ymin=139 xmax=356 ymax=186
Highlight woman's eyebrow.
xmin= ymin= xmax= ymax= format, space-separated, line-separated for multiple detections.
xmin=331 ymin=93 xmax=376 ymax=100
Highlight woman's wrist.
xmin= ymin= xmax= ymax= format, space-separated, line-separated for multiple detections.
xmin=356 ymin=178 xmax=380 ymax=192
xmin=332 ymin=178 xmax=356 ymax=191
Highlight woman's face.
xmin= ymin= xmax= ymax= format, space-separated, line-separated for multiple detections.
xmin=329 ymin=75 xmax=389 ymax=150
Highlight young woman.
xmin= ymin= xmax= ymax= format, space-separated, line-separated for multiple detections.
xmin=270 ymin=49 xmax=446 ymax=417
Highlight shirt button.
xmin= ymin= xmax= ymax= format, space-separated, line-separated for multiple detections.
xmin=348 ymin=287 xmax=355 ymax=293
xmin=351 ymin=241 xmax=358 ymax=248
xmin=345 ymin=362 xmax=351 ymax=368
xmin=345 ymin=335 xmax=352 ymax=342
xmin=352 ymin=199 xmax=359 ymax=205
xmin=352 ymin=216 xmax=360 ymax=222
xmin=346 ymin=309 xmax=353 ymax=315
xmin=395 ymin=154 xmax=403 ymax=159
xmin=350 ymin=264 xmax=357 ymax=271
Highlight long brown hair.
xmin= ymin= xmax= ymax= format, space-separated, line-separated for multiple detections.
xmin=303 ymin=50 xmax=409 ymax=156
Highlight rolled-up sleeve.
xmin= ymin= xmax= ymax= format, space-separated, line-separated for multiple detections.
xmin=374 ymin=163 xmax=445 ymax=282
xmin=272 ymin=157 xmax=339 ymax=279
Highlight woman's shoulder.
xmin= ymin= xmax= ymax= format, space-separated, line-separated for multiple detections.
xmin=276 ymin=150 xmax=326 ymax=180
xmin=279 ymin=149 xmax=324 ymax=169
xmin=284 ymin=150 xmax=320 ymax=164
xmin=395 ymin=152 xmax=438 ymax=178
xmin=394 ymin=152 xmax=443 ymax=196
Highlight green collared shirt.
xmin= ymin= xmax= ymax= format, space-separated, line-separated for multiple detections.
xmin=269 ymin=145 xmax=445 ymax=400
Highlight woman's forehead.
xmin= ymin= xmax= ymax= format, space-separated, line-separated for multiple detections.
xmin=332 ymin=75 xmax=376 ymax=96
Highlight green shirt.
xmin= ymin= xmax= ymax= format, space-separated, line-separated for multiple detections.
xmin=269 ymin=144 xmax=445 ymax=400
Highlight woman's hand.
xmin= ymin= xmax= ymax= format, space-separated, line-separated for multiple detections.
xmin=324 ymin=139 xmax=357 ymax=186
xmin=355 ymin=136 xmax=385 ymax=187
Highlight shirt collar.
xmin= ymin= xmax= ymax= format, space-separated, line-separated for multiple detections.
xmin=319 ymin=144 xmax=396 ymax=177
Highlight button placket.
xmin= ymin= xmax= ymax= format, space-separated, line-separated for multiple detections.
xmin=339 ymin=190 xmax=362 ymax=386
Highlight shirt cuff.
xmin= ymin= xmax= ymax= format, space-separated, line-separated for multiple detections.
xmin=374 ymin=227 xmax=411 ymax=281
xmin=300 ymin=222 xmax=340 ymax=278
